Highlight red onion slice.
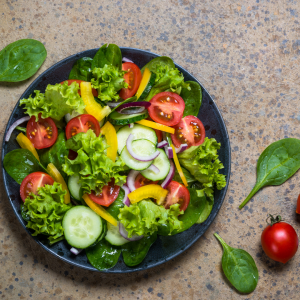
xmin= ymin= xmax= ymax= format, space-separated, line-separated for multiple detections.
xmin=126 ymin=134 xmax=160 ymax=162
xmin=70 ymin=247 xmax=83 ymax=255
xmin=121 ymin=185 xmax=130 ymax=207
xmin=175 ymin=144 xmax=188 ymax=153
xmin=5 ymin=116 xmax=30 ymax=142
xmin=128 ymin=123 xmax=134 ymax=129
xmin=126 ymin=169 xmax=140 ymax=192
xmin=145 ymin=164 xmax=160 ymax=174
xmin=119 ymin=222 xmax=144 ymax=241
xmin=106 ymin=101 xmax=122 ymax=108
xmin=122 ymin=57 xmax=134 ymax=63
xmin=116 ymin=102 xmax=151 ymax=115
xmin=166 ymin=146 xmax=173 ymax=158
xmin=161 ymin=160 xmax=175 ymax=188
xmin=157 ymin=140 xmax=168 ymax=148
xmin=118 ymin=107 xmax=146 ymax=115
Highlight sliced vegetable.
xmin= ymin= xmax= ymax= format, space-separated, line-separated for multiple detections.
xmin=171 ymin=145 xmax=188 ymax=187
xmin=68 ymin=174 xmax=82 ymax=201
xmin=161 ymin=160 xmax=175 ymax=189
xmin=136 ymin=68 xmax=156 ymax=100
xmin=100 ymin=121 xmax=118 ymax=162
xmin=109 ymin=110 xmax=148 ymax=125
xmin=105 ymin=222 xmax=130 ymax=246
xmin=157 ymin=140 xmax=168 ymax=148
xmin=134 ymin=173 xmax=158 ymax=189
xmin=121 ymin=185 xmax=130 ymax=207
xmin=166 ymin=146 xmax=173 ymax=158
xmin=16 ymin=133 xmax=40 ymax=161
xmin=164 ymin=181 xmax=190 ymax=211
xmin=5 ymin=116 xmax=30 ymax=142
xmin=136 ymin=119 xmax=175 ymax=134
xmin=116 ymin=101 xmax=151 ymax=115
xmin=175 ymin=144 xmax=188 ymax=153
xmin=119 ymin=222 xmax=143 ymax=241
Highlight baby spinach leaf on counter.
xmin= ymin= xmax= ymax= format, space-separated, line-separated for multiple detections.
xmin=122 ymin=233 xmax=157 ymax=267
xmin=3 ymin=149 xmax=46 ymax=184
xmin=181 ymin=81 xmax=202 ymax=117
xmin=0 ymin=39 xmax=47 ymax=82
xmin=86 ymin=239 xmax=121 ymax=271
xmin=214 ymin=233 xmax=259 ymax=294
xmin=239 ymin=138 xmax=300 ymax=209
xmin=141 ymin=56 xmax=175 ymax=73
xmin=105 ymin=188 xmax=125 ymax=219
xmin=157 ymin=188 xmax=206 ymax=236
xmin=68 ymin=57 xmax=93 ymax=81
xmin=91 ymin=44 xmax=122 ymax=70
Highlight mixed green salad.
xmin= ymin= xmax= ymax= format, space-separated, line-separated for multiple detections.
xmin=3 ymin=44 xmax=226 ymax=270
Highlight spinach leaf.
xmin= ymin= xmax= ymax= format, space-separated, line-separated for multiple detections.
xmin=141 ymin=56 xmax=175 ymax=73
xmin=105 ymin=188 xmax=125 ymax=219
xmin=3 ymin=149 xmax=46 ymax=184
xmin=196 ymin=197 xmax=213 ymax=223
xmin=239 ymin=138 xmax=300 ymax=209
xmin=68 ymin=57 xmax=93 ymax=81
xmin=85 ymin=239 xmax=121 ymax=271
xmin=181 ymin=81 xmax=202 ymax=117
xmin=214 ymin=233 xmax=258 ymax=294
xmin=157 ymin=188 xmax=206 ymax=235
xmin=91 ymin=44 xmax=122 ymax=70
xmin=122 ymin=233 xmax=157 ymax=267
xmin=39 ymin=131 xmax=68 ymax=180
xmin=0 ymin=39 xmax=47 ymax=82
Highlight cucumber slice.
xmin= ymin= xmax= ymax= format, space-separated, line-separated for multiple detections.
xmin=105 ymin=222 xmax=129 ymax=246
xmin=108 ymin=111 xmax=148 ymax=125
xmin=63 ymin=206 xmax=103 ymax=249
xmin=120 ymin=139 xmax=156 ymax=170
xmin=116 ymin=124 xmax=157 ymax=154
xmin=68 ymin=174 xmax=82 ymax=201
xmin=136 ymin=68 xmax=156 ymax=100
xmin=141 ymin=148 xmax=170 ymax=181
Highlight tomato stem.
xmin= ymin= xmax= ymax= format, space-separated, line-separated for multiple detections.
xmin=266 ymin=214 xmax=282 ymax=226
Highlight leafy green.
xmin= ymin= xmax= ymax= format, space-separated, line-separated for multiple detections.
xmin=181 ymin=81 xmax=202 ymax=117
xmin=118 ymin=199 xmax=183 ymax=238
xmin=214 ymin=233 xmax=259 ymax=294
xmin=105 ymin=188 xmax=125 ymax=220
xmin=173 ymin=167 xmax=196 ymax=184
xmin=3 ymin=149 xmax=46 ymax=184
xmin=22 ymin=182 xmax=71 ymax=244
xmin=91 ymin=65 xmax=127 ymax=102
xmin=141 ymin=56 xmax=175 ymax=73
xmin=39 ymin=131 xmax=68 ymax=180
xmin=20 ymin=81 xmax=85 ymax=121
xmin=91 ymin=44 xmax=122 ymax=70
xmin=86 ymin=239 xmax=121 ymax=271
xmin=0 ymin=39 xmax=47 ymax=82
xmin=122 ymin=233 xmax=157 ymax=267
xmin=239 ymin=138 xmax=300 ymax=209
xmin=62 ymin=129 xmax=126 ymax=194
xmin=68 ymin=57 xmax=93 ymax=81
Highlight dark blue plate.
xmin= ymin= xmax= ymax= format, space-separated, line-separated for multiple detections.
xmin=1 ymin=47 xmax=231 ymax=273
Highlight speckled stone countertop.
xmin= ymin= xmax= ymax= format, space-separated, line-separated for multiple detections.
xmin=0 ymin=0 xmax=300 ymax=299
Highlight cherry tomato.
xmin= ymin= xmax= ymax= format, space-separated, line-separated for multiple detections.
xmin=20 ymin=172 xmax=54 ymax=202
xmin=296 ymin=194 xmax=300 ymax=214
xmin=119 ymin=63 xmax=142 ymax=100
xmin=61 ymin=80 xmax=98 ymax=97
xmin=148 ymin=92 xmax=185 ymax=127
xmin=134 ymin=173 xmax=159 ymax=189
xmin=26 ymin=114 xmax=58 ymax=149
xmin=261 ymin=215 xmax=298 ymax=263
xmin=155 ymin=129 xmax=162 ymax=143
xmin=88 ymin=180 xmax=120 ymax=207
xmin=65 ymin=114 xmax=100 ymax=139
xmin=164 ymin=181 xmax=190 ymax=211
xmin=171 ymin=115 xmax=205 ymax=148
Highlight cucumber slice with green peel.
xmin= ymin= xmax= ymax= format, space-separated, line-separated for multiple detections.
xmin=141 ymin=148 xmax=170 ymax=181
xmin=136 ymin=69 xmax=156 ymax=101
xmin=120 ymin=139 xmax=156 ymax=170
xmin=108 ymin=111 xmax=148 ymax=125
xmin=63 ymin=206 xmax=103 ymax=249
xmin=68 ymin=174 xmax=82 ymax=201
xmin=105 ymin=222 xmax=130 ymax=246
xmin=116 ymin=124 xmax=157 ymax=154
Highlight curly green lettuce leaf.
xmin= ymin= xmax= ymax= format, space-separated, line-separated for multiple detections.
xmin=20 ymin=81 xmax=85 ymax=121
xmin=118 ymin=200 xmax=183 ymax=237
xmin=22 ymin=182 xmax=71 ymax=244
xmin=62 ymin=129 xmax=126 ymax=194
xmin=91 ymin=65 xmax=127 ymax=102
xmin=178 ymin=137 xmax=226 ymax=201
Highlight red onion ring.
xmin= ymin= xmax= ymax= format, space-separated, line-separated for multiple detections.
xmin=165 ymin=146 xmax=173 ymax=158
xmin=122 ymin=57 xmax=134 ymax=63
xmin=121 ymin=185 xmax=130 ymax=207
xmin=70 ymin=247 xmax=83 ymax=255
xmin=119 ymin=222 xmax=144 ymax=241
xmin=106 ymin=101 xmax=122 ymax=108
xmin=126 ymin=134 xmax=160 ymax=162
xmin=175 ymin=144 xmax=188 ymax=153
xmin=128 ymin=123 xmax=134 ymax=129
xmin=5 ymin=116 xmax=30 ymax=142
xmin=116 ymin=102 xmax=151 ymax=115
xmin=157 ymin=141 xmax=168 ymax=148
xmin=126 ymin=169 xmax=140 ymax=192
xmin=161 ymin=160 xmax=175 ymax=188
xmin=145 ymin=164 xmax=160 ymax=174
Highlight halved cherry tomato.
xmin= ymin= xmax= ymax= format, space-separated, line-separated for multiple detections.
xmin=20 ymin=172 xmax=54 ymax=202
xmin=119 ymin=63 xmax=142 ymax=100
xmin=26 ymin=114 xmax=58 ymax=149
xmin=148 ymin=92 xmax=185 ymax=126
xmin=296 ymin=194 xmax=300 ymax=214
xmin=147 ymin=117 xmax=163 ymax=143
xmin=134 ymin=173 xmax=159 ymax=189
xmin=164 ymin=181 xmax=190 ymax=211
xmin=171 ymin=115 xmax=205 ymax=148
xmin=65 ymin=114 xmax=100 ymax=139
xmin=61 ymin=80 xmax=98 ymax=97
xmin=88 ymin=180 xmax=120 ymax=207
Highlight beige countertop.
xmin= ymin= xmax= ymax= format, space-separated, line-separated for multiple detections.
xmin=0 ymin=0 xmax=300 ymax=299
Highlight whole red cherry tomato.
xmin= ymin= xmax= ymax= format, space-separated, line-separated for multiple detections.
xmin=261 ymin=214 xmax=298 ymax=263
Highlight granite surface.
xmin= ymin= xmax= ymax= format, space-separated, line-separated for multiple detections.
xmin=0 ymin=0 xmax=300 ymax=299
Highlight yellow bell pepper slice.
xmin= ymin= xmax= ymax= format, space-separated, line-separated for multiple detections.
xmin=82 ymin=194 xmax=118 ymax=226
xmin=136 ymin=119 xmax=175 ymax=134
xmin=136 ymin=68 xmax=151 ymax=99
xmin=80 ymin=82 xmax=111 ymax=122
xmin=16 ymin=133 xmax=40 ymax=161
xmin=171 ymin=145 xmax=188 ymax=187
xmin=128 ymin=184 xmax=168 ymax=205
xmin=101 ymin=121 xmax=118 ymax=162
xmin=46 ymin=163 xmax=70 ymax=204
